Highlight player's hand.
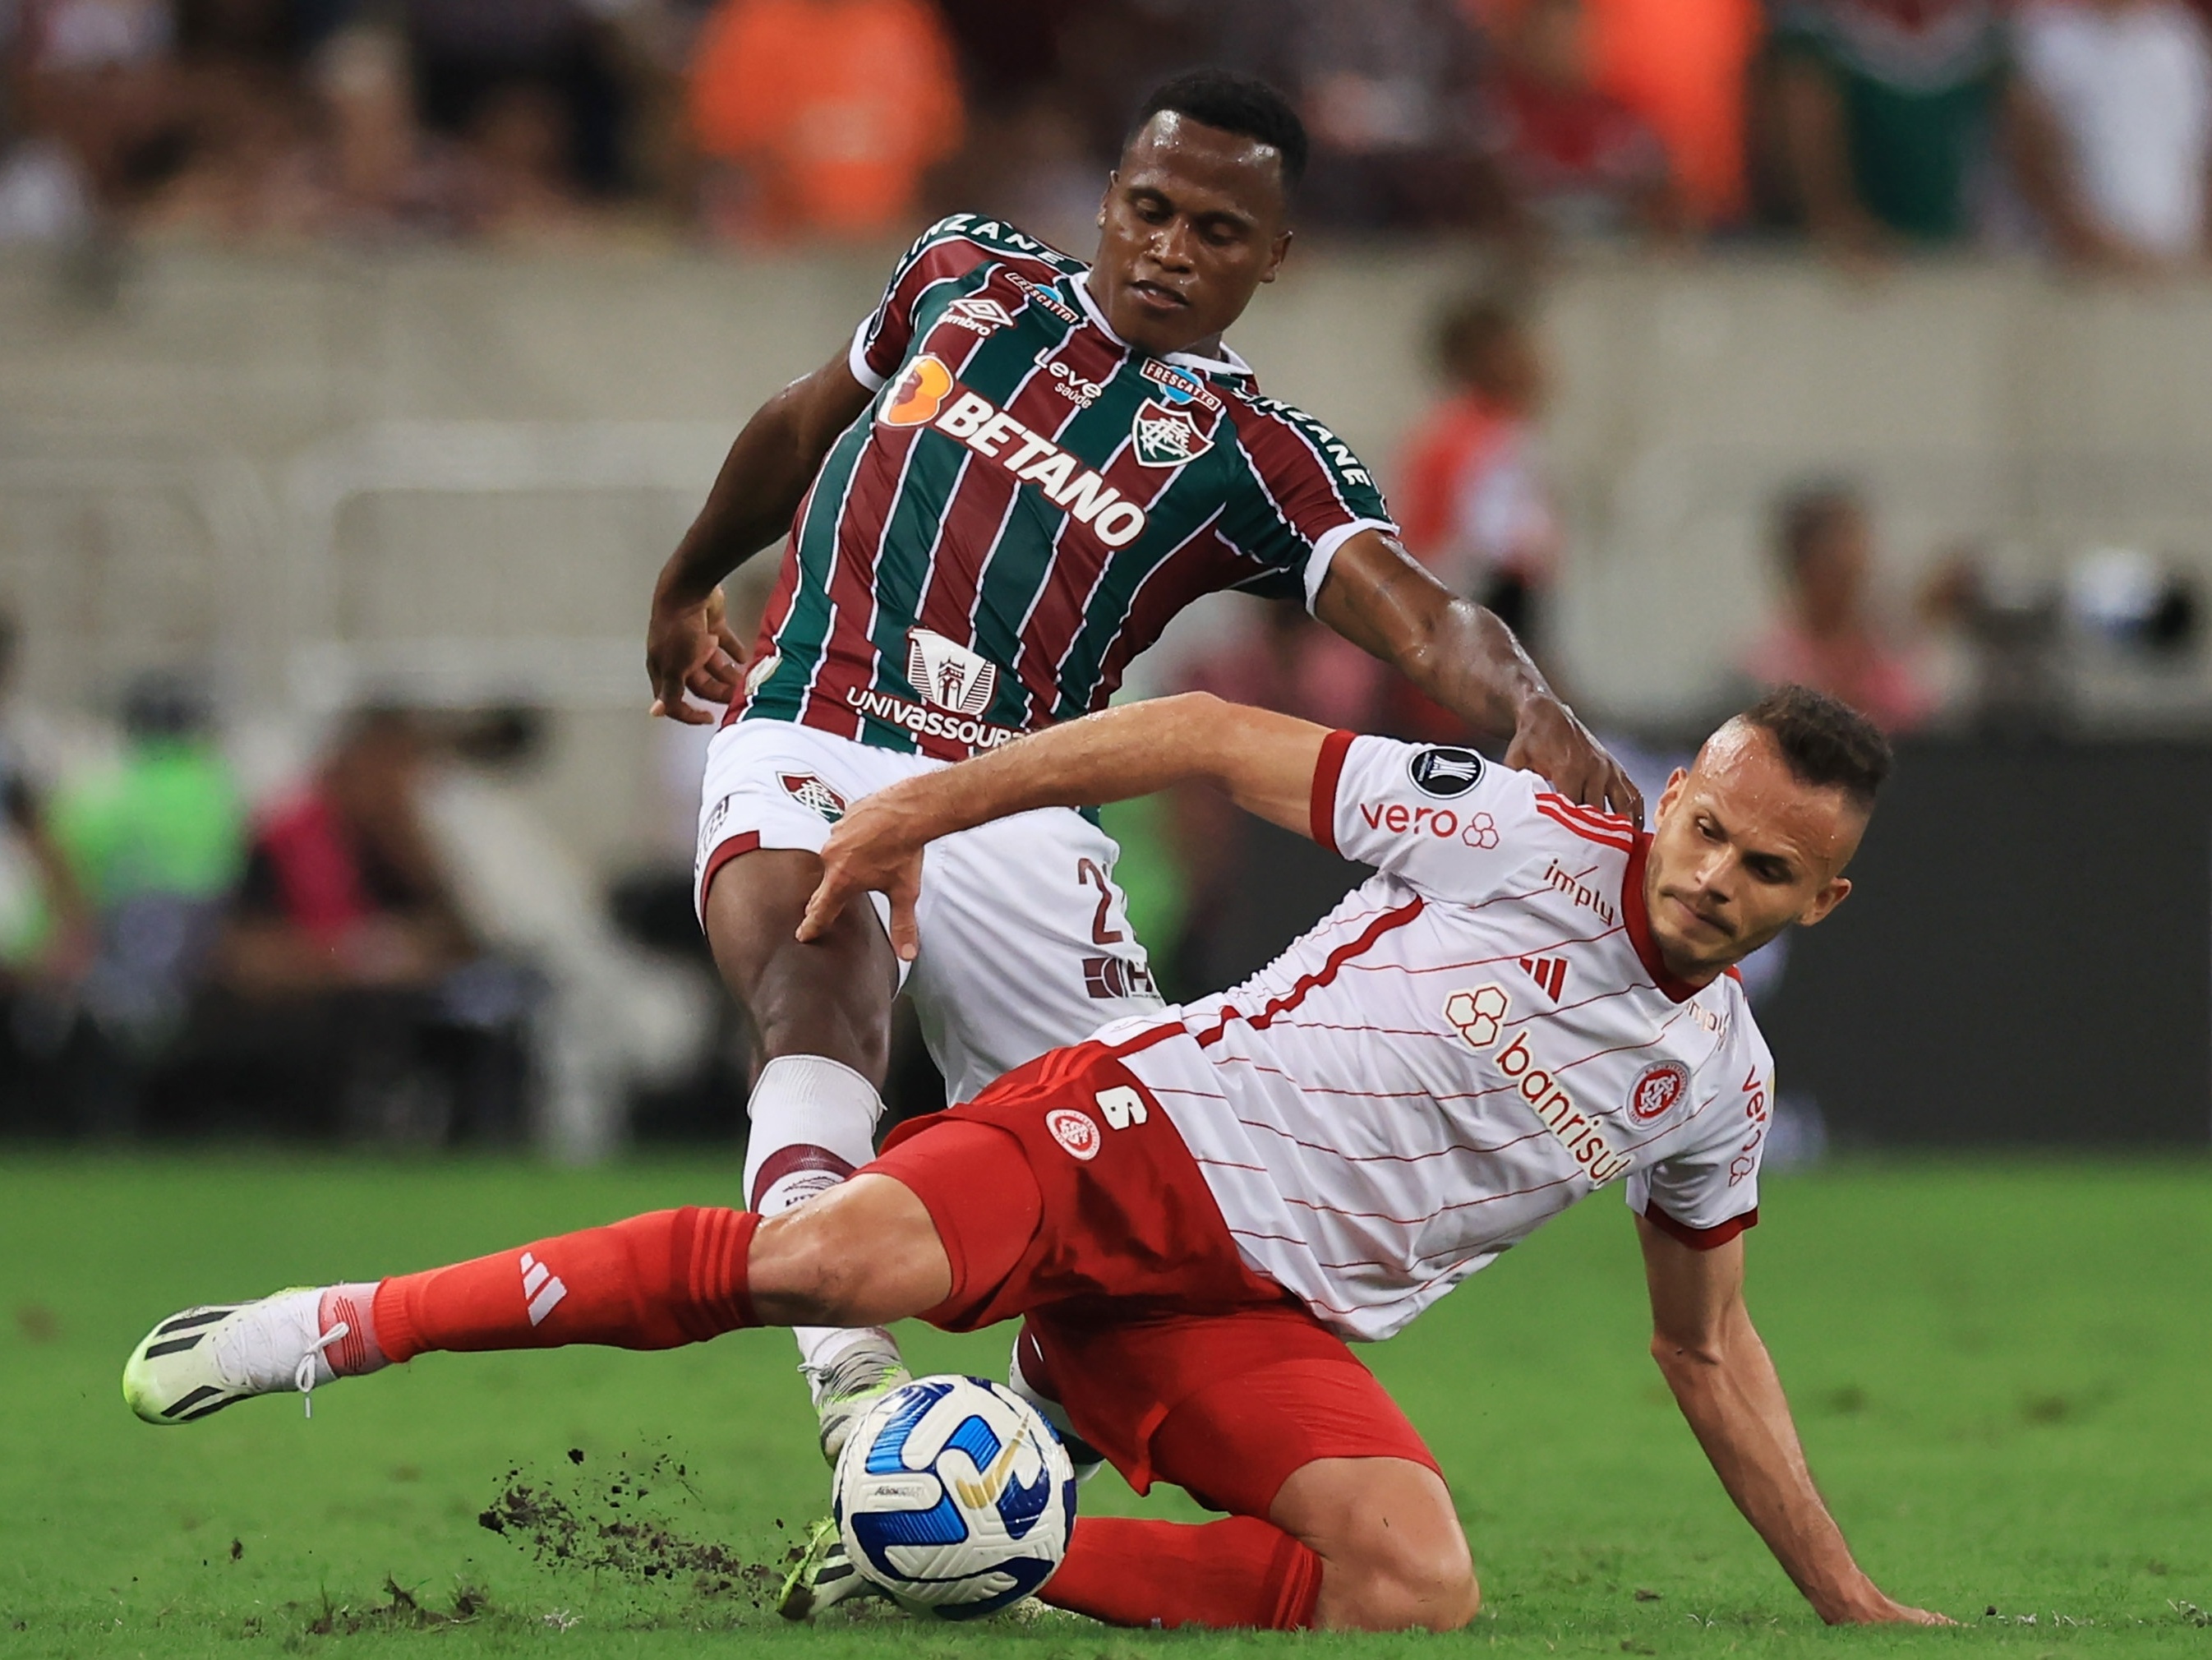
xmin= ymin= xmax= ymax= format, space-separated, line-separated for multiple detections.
xmin=647 ymin=584 xmax=747 ymax=726
xmin=1504 ymin=694 xmax=1643 ymax=826
xmin=799 ymin=796 xmax=926 ymax=961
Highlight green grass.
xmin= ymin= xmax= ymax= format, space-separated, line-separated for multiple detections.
xmin=1 ymin=1155 xmax=2206 ymax=1658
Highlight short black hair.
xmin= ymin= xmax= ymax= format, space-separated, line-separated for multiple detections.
xmin=1127 ymin=70 xmax=1308 ymax=187
xmin=1739 ymin=684 xmax=1892 ymax=812
xmin=1775 ymin=483 xmax=1862 ymax=573
xmin=1436 ymin=293 xmax=1526 ymax=377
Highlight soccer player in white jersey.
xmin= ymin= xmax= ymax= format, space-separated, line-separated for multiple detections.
xmin=122 ymin=684 xmax=1947 ymax=1632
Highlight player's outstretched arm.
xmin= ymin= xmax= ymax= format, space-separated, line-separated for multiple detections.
xmin=646 ymin=351 xmax=875 ymax=724
xmin=1635 ymin=1218 xmax=1949 ymax=1625
xmin=800 ymin=694 xmax=1327 ymax=957
xmin=1313 ymin=532 xmax=1643 ymax=823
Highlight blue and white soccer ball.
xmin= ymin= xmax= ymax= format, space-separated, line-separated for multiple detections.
xmin=832 ymin=1374 xmax=1078 ymax=1618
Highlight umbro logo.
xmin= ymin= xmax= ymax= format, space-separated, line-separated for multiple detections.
xmin=1519 ymin=956 xmax=1568 ymax=998
xmin=520 ymin=1251 xmax=567 ymax=1326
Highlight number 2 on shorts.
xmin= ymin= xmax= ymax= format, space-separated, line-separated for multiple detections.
xmin=1076 ymin=858 xmax=1124 ymax=945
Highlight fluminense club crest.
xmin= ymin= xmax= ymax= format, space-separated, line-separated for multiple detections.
xmin=778 ymin=772 xmax=848 ymax=823
xmin=905 ymin=626 xmax=999 ymax=717
xmin=1131 ymin=398 xmax=1213 ymax=468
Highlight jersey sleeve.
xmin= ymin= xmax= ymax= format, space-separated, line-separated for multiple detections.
xmin=1623 ymin=1031 xmax=1772 ymax=1248
xmin=1218 ymin=399 xmax=1398 ymax=613
xmin=848 ymin=214 xmax=998 ymax=390
xmin=1310 ymin=731 xmax=1538 ymax=901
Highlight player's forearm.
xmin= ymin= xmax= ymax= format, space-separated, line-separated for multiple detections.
xmin=864 ymin=695 xmax=1316 ymax=846
xmin=1314 ymin=538 xmax=1550 ymax=740
xmin=1397 ymin=595 xmax=1555 ymax=737
xmin=1657 ymin=1319 xmax=1886 ymax=1621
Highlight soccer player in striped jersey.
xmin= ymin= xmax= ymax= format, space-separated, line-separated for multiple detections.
xmin=122 ymin=685 xmax=1945 ymax=1630
xmin=641 ymin=71 xmax=1641 ymax=1456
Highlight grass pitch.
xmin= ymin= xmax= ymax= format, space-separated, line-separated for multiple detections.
xmin=1 ymin=1154 xmax=2205 ymax=1658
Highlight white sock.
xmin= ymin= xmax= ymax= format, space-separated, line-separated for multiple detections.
xmin=742 ymin=1054 xmax=902 ymax=1378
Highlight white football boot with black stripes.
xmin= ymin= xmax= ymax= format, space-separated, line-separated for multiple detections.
xmin=122 ymin=1289 xmax=352 ymax=1424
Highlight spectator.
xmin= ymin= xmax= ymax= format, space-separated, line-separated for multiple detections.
xmin=1480 ymin=0 xmax=1682 ymax=240
xmin=1743 ymin=486 xmax=1939 ymax=734
xmin=1213 ymin=0 xmax=1497 ymax=231
xmin=209 ymin=706 xmax=529 ymax=1143
xmin=12 ymin=0 xmax=191 ymax=219
xmin=44 ymin=673 xmax=243 ymax=1132
xmin=1575 ymin=0 xmax=1762 ymax=228
xmin=1394 ymin=295 xmax=1559 ymax=652
xmin=1769 ymin=0 xmax=2007 ymax=253
xmin=1769 ymin=0 xmax=2108 ymax=261
xmin=0 ymin=615 xmax=94 ymax=1133
xmin=219 ymin=706 xmax=468 ymax=999
xmin=402 ymin=0 xmax=634 ymax=196
xmin=687 ymin=0 xmax=964 ymax=242
xmin=2013 ymin=0 xmax=2212 ymax=267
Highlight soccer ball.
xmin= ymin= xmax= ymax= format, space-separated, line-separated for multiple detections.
xmin=832 ymin=1374 xmax=1078 ymax=1618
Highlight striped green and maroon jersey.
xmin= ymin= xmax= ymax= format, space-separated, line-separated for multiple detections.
xmin=739 ymin=212 xmax=1395 ymax=760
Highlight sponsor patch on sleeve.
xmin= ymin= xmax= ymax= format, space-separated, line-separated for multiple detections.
xmin=1408 ymin=745 xmax=1485 ymax=798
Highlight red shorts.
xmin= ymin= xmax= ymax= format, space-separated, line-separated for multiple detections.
xmin=868 ymin=1041 xmax=1439 ymax=1514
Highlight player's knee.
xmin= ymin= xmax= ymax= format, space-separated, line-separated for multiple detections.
xmin=1372 ymin=1538 xmax=1478 ymax=1632
xmin=746 ymin=1175 xmax=950 ymax=1326
xmin=1325 ymin=1523 xmax=1478 ymax=1632
xmin=749 ymin=1201 xmax=876 ymax=1322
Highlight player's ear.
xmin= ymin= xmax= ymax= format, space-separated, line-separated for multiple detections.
xmin=1655 ymin=767 xmax=1689 ymax=818
xmin=1260 ymin=226 xmax=1293 ymax=283
xmin=1795 ymin=875 xmax=1852 ymax=928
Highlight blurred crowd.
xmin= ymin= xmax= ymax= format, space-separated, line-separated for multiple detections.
xmin=0 ymin=645 xmax=730 ymax=1149
xmin=2 ymin=0 xmax=2212 ymax=270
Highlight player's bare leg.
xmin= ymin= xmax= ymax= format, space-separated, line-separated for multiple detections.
xmin=704 ymin=847 xmax=911 ymax=1457
xmin=1270 ymin=1457 xmax=1478 ymax=1631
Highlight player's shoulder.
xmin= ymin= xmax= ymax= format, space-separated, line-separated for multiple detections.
xmin=1694 ymin=971 xmax=1773 ymax=1086
xmin=1527 ymin=786 xmax=1639 ymax=860
xmin=894 ymin=212 xmax=1085 ymax=279
xmin=1214 ymin=384 xmax=1385 ymax=500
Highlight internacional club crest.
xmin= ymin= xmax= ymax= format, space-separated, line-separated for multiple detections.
xmin=1131 ymin=398 xmax=1213 ymax=468
xmin=1046 ymin=1108 xmax=1101 ymax=1161
xmin=1627 ymin=1059 xmax=1690 ymax=1122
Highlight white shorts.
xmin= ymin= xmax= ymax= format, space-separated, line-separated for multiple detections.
xmin=694 ymin=718 xmax=1164 ymax=1104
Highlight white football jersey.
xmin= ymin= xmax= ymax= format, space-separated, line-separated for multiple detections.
xmin=1095 ymin=732 xmax=1777 ymax=1342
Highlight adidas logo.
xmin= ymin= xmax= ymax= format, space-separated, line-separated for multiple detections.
xmin=520 ymin=1252 xmax=567 ymax=1326
xmin=1519 ymin=956 xmax=1568 ymax=998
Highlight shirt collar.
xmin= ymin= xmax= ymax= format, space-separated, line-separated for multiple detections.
xmin=1622 ymin=833 xmax=1709 ymax=1004
xmin=1072 ymin=270 xmax=1256 ymax=380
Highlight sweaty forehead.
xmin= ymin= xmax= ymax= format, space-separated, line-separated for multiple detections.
xmin=1686 ymin=726 xmax=1864 ymax=868
xmin=1119 ymin=112 xmax=1288 ymax=219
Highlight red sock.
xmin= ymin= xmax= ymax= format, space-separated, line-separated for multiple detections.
xmin=372 ymin=1206 xmax=759 ymax=1363
xmin=1042 ymin=1516 xmax=1323 ymax=1630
